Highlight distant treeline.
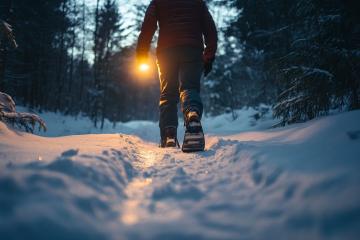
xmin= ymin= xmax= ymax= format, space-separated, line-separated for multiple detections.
xmin=1 ymin=0 xmax=359 ymax=127
xmin=0 ymin=0 xmax=159 ymax=128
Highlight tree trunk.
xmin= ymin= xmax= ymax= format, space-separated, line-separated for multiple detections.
xmin=79 ymin=0 xmax=86 ymax=102
xmin=55 ymin=1 xmax=68 ymax=111
xmin=92 ymin=0 xmax=100 ymax=127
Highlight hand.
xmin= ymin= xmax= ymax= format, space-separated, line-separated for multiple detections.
xmin=203 ymin=58 xmax=214 ymax=77
xmin=136 ymin=51 xmax=149 ymax=64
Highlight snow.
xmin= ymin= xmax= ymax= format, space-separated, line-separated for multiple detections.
xmin=1 ymin=108 xmax=360 ymax=239
xmin=15 ymin=106 xmax=275 ymax=141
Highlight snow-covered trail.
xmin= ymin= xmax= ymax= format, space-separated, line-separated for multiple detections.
xmin=1 ymin=111 xmax=360 ymax=239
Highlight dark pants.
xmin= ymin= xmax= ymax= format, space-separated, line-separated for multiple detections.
xmin=156 ymin=46 xmax=203 ymax=137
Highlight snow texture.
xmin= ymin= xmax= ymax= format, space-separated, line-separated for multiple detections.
xmin=0 ymin=109 xmax=360 ymax=240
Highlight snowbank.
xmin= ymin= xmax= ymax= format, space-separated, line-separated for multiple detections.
xmin=0 ymin=110 xmax=359 ymax=239
xmin=15 ymin=106 xmax=275 ymax=141
xmin=15 ymin=106 xmax=160 ymax=141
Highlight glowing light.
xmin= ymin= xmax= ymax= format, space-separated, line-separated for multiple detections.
xmin=138 ymin=63 xmax=150 ymax=72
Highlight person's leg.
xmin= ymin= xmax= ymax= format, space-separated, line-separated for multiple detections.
xmin=156 ymin=51 xmax=180 ymax=141
xmin=178 ymin=48 xmax=203 ymax=118
xmin=178 ymin=47 xmax=205 ymax=152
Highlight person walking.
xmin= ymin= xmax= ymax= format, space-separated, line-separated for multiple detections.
xmin=136 ymin=0 xmax=217 ymax=152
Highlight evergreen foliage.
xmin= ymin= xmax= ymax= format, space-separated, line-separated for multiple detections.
xmin=0 ymin=0 xmax=159 ymax=128
xmin=1 ymin=0 xmax=359 ymax=127
xmin=217 ymin=0 xmax=360 ymax=125
xmin=0 ymin=90 xmax=46 ymax=133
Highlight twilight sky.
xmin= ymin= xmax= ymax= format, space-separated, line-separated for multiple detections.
xmin=82 ymin=0 xmax=238 ymax=55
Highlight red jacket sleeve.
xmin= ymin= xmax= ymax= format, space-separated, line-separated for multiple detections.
xmin=201 ymin=2 xmax=218 ymax=62
xmin=136 ymin=0 xmax=157 ymax=57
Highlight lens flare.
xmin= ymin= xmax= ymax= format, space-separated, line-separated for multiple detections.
xmin=138 ymin=63 xmax=150 ymax=72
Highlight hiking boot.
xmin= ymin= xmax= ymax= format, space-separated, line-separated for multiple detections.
xmin=160 ymin=126 xmax=179 ymax=148
xmin=182 ymin=111 xmax=205 ymax=152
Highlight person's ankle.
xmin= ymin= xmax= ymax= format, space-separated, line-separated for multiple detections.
xmin=186 ymin=111 xmax=200 ymax=122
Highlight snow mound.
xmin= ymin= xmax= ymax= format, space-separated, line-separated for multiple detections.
xmin=0 ymin=110 xmax=360 ymax=239
xmin=15 ymin=105 xmax=275 ymax=141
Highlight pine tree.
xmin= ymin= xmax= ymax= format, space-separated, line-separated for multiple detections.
xmin=91 ymin=0 xmax=121 ymax=128
xmin=224 ymin=0 xmax=359 ymax=125
xmin=274 ymin=0 xmax=360 ymax=125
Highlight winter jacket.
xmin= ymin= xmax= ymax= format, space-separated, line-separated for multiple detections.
xmin=136 ymin=0 xmax=218 ymax=63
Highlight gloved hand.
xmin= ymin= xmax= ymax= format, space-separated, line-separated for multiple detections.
xmin=203 ymin=58 xmax=214 ymax=77
xmin=136 ymin=50 xmax=149 ymax=64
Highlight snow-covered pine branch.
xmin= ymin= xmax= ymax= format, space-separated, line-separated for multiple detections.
xmin=273 ymin=66 xmax=334 ymax=125
xmin=0 ymin=92 xmax=46 ymax=133
xmin=0 ymin=20 xmax=18 ymax=49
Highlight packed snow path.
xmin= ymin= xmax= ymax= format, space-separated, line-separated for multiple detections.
xmin=1 ymin=111 xmax=360 ymax=239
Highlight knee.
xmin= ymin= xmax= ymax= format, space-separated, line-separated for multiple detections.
xmin=159 ymin=92 xmax=179 ymax=106
xmin=180 ymin=89 xmax=200 ymax=102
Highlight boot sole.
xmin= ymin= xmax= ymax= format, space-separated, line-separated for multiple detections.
xmin=182 ymin=132 xmax=205 ymax=152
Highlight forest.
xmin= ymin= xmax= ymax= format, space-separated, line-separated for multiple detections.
xmin=1 ymin=0 xmax=359 ymax=127
xmin=0 ymin=1 xmax=360 ymax=239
